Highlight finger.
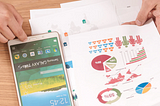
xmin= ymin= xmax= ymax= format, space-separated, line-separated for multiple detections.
xmin=122 ymin=21 xmax=136 ymax=25
xmin=0 ymin=33 xmax=8 ymax=43
xmin=122 ymin=12 xmax=154 ymax=25
xmin=143 ymin=12 xmax=155 ymax=22
xmin=8 ymin=17 xmax=27 ymax=41
xmin=147 ymin=12 xmax=154 ymax=19
xmin=155 ymin=17 xmax=160 ymax=34
xmin=0 ymin=26 xmax=15 ymax=40
xmin=7 ymin=4 xmax=23 ymax=26
xmin=136 ymin=1 xmax=156 ymax=26
xmin=152 ymin=9 xmax=160 ymax=17
xmin=152 ymin=9 xmax=160 ymax=34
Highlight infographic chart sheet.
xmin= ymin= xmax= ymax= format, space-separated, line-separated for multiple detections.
xmin=69 ymin=20 xmax=160 ymax=106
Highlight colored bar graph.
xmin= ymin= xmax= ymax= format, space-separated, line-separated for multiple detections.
xmin=126 ymin=47 xmax=147 ymax=65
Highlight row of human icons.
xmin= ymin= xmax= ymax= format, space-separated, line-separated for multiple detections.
xmin=14 ymin=48 xmax=58 ymax=60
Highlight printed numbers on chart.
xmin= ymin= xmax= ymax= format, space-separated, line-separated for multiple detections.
xmin=104 ymin=93 xmax=115 ymax=98
xmin=50 ymin=98 xmax=68 ymax=106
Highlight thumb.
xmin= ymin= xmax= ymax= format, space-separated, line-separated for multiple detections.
xmin=152 ymin=9 xmax=160 ymax=34
xmin=155 ymin=17 xmax=160 ymax=34
xmin=136 ymin=1 xmax=155 ymax=26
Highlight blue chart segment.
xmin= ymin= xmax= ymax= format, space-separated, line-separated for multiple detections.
xmin=135 ymin=82 xmax=151 ymax=94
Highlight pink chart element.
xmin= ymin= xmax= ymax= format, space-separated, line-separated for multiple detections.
xmin=126 ymin=57 xmax=147 ymax=65
xmin=106 ymin=75 xmax=111 ymax=77
xmin=136 ymin=35 xmax=143 ymax=45
xmin=127 ymin=74 xmax=141 ymax=81
xmin=126 ymin=48 xmax=147 ymax=65
xmin=105 ymin=73 xmax=125 ymax=85
xmin=97 ymin=88 xmax=112 ymax=103
xmin=105 ymin=66 xmax=111 ymax=72
xmin=137 ymin=50 xmax=145 ymax=55
xmin=126 ymin=69 xmax=131 ymax=74
xmin=115 ymin=37 xmax=122 ymax=49
xmin=97 ymin=88 xmax=121 ymax=104
xmin=92 ymin=55 xmax=111 ymax=71
xmin=129 ymin=36 xmax=136 ymax=46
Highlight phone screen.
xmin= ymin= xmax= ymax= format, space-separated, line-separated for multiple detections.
xmin=10 ymin=37 xmax=72 ymax=106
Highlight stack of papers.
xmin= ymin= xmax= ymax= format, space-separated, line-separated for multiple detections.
xmin=69 ymin=20 xmax=160 ymax=106
xmin=29 ymin=0 xmax=160 ymax=106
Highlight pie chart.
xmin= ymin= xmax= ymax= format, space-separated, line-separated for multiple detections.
xmin=91 ymin=55 xmax=117 ymax=72
xmin=103 ymin=57 xmax=117 ymax=72
xmin=97 ymin=88 xmax=121 ymax=104
xmin=135 ymin=82 xmax=151 ymax=94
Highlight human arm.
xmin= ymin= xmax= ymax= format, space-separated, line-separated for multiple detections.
xmin=0 ymin=1 xmax=27 ymax=43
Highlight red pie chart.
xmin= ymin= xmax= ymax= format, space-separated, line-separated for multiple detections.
xmin=91 ymin=55 xmax=117 ymax=71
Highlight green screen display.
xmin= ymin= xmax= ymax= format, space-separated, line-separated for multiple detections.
xmin=10 ymin=37 xmax=72 ymax=106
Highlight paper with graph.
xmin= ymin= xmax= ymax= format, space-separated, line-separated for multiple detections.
xmin=69 ymin=20 xmax=160 ymax=106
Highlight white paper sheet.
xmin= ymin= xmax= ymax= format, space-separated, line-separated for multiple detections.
xmin=69 ymin=20 xmax=160 ymax=106
xmin=113 ymin=0 xmax=142 ymax=24
xmin=116 ymin=6 xmax=140 ymax=24
xmin=30 ymin=8 xmax=63 ymax=19
xmin=29 ymin=0 xmax=119 ymax=60
xmin=30 ymin=0 xmax=142 ymax=25
xmin=30 ymin=0 xmax=107 ymax=19
xmin=60 ymin=0 xmax=142 ymax=24
xmin=60 ymin=0 xmax=106 ymax=8
xmin=112 ymin=0 xmax=141 ymax=8
xmin=60 ymin=0 xmax=141 ymax=9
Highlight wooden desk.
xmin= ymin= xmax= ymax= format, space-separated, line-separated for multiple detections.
xmin=0 ymin=0 xmax=76 ymax=105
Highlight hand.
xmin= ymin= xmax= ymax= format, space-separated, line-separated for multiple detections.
xmin=0 ymin=1 xmax=27 ymax=43
xmin=123 ymin=0 xmax=160 ymax=33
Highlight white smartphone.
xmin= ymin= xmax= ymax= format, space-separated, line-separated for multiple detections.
xmin=8 ymin=32 xmax=74 ymax=106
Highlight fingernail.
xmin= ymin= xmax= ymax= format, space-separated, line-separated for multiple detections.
xmin=23 ymin=38 xmax=28 ymax=42
xmin=136 ymin=20 xmax=142 ymax=26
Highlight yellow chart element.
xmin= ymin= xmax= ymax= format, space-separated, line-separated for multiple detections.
xmin=142 ymin=87 xmax=151 ymax=94
xmin=142 ymin=83 xmax=151 ymax=94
